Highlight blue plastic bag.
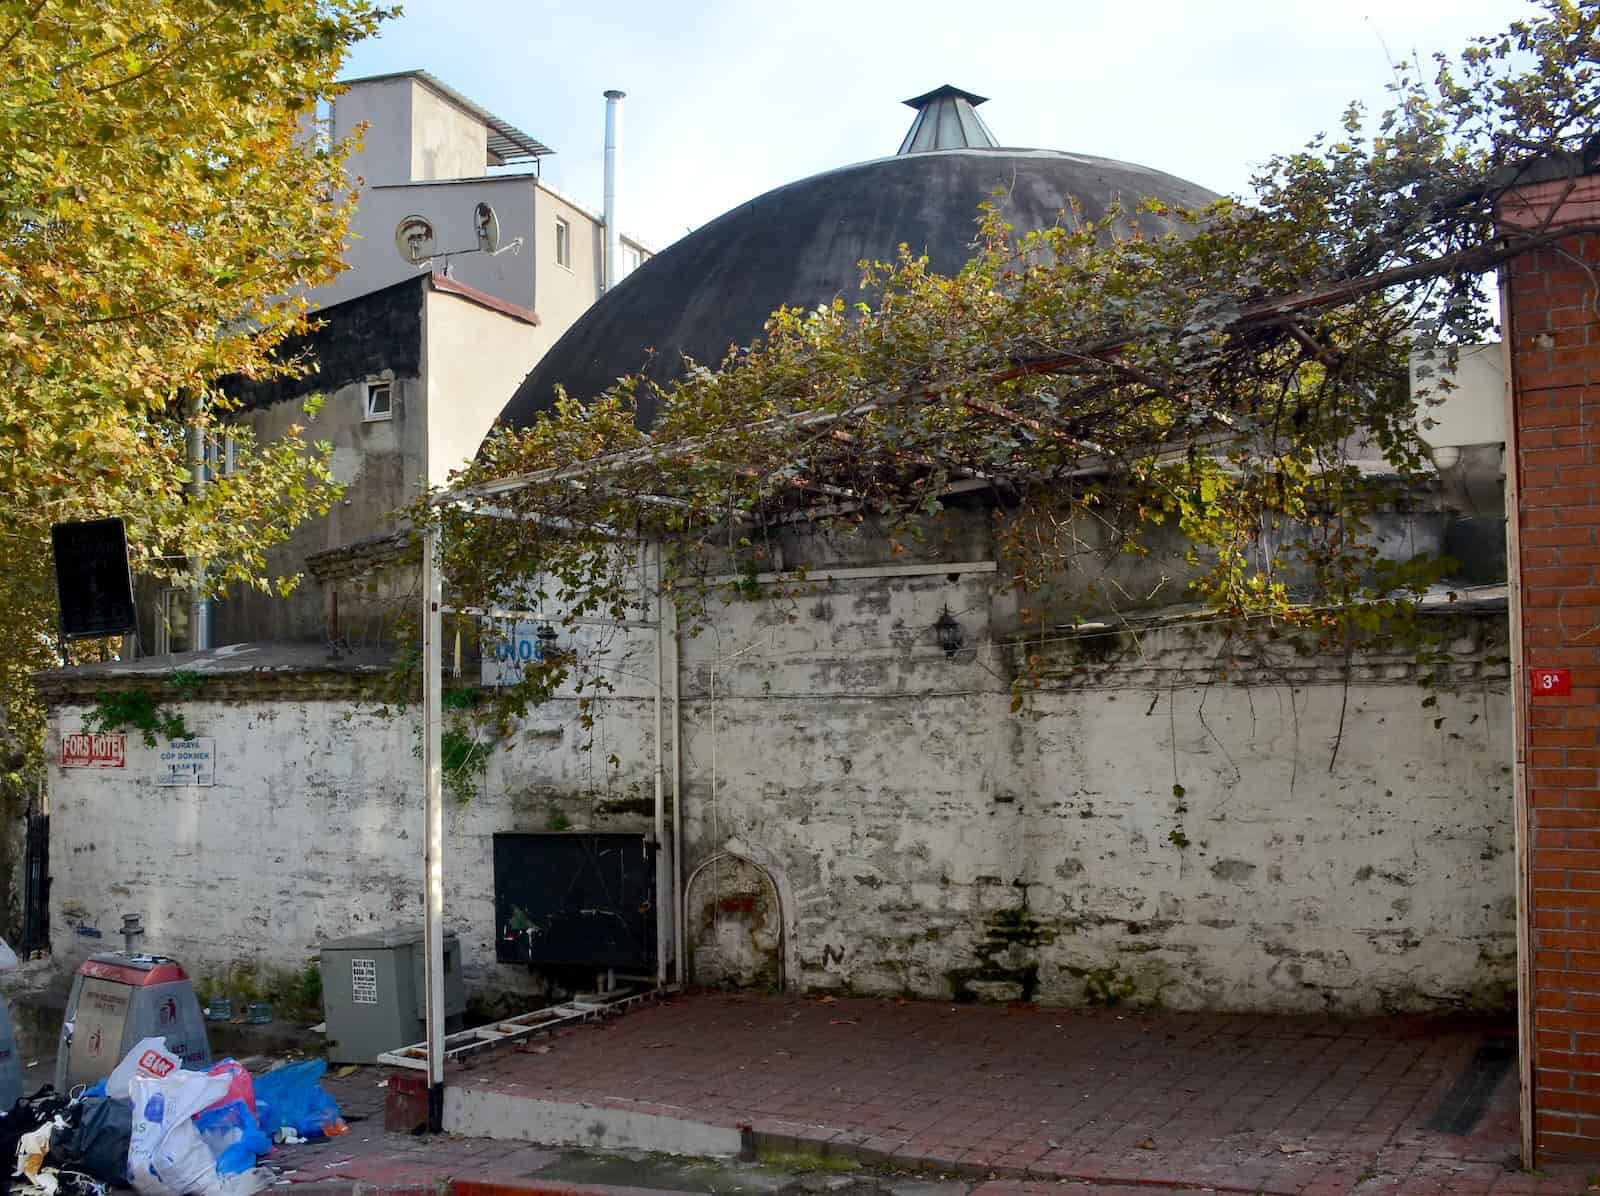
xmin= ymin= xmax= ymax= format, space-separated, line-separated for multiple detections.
xmin=252 ymin=1060 xmax=343 ymax=1139
xmin=194 ymin=1099 xmax=271 ymax=1175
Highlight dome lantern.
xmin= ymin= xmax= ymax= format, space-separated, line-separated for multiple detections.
xmin=897 ymin=84 xmax=999 ymax=154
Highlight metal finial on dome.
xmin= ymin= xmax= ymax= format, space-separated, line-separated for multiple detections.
xmin=897 ymin=84 xmax=999 ymax=154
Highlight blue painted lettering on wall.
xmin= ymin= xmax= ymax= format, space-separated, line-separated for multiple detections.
xmin=483 ymin=623 xmax=554 ymax=686
xmin=492 ymin=636 xmax=548 ymax=664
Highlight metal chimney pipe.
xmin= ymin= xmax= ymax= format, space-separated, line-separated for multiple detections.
xmin=188 ymin=395 xmax=211 ymax=652
xmin=602 ymin=89 xmax=625 ymax=292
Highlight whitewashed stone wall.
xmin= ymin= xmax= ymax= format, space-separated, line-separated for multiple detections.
xmin=43 ymin=671 xmax=658 ymax=998
xmin=41 ymin=575 xmax=1515 ymax=1013
xmin=667 ymin=576 xmax=1515 ymax=1013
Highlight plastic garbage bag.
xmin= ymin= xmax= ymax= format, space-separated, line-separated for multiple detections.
xmin=251 ymin=1061 xmax=344 ymax=1140
xmin=22 ymin=1170 xmax=59 ymax=1196
xmin=0 ymin=937 xmax=20 ymax=972
xmin=51 ymin=1094 xmax=133 ymax=1186
xmin=127 ymin=1067 xmax=230 ymax=1196
xmin=201 ymin=1061 xmax=255 ymax=1117
xmin=17 ymin=1114 xmax=66 ymax=1189
xmin=211 ymin=1167 xmax=270 ymax=1196
xmin=107 ymin=1039 xmax=182 ymax=1101
xmin=193 ymin=1100 xmax=270 ymax=1176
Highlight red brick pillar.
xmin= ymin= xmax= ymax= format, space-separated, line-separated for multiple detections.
xmin=1503 ymin=171 xmax=1600 ymax=1159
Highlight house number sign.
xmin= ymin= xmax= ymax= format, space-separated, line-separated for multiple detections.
xmin=1532 ymin=667 xmax=1572 ymax=697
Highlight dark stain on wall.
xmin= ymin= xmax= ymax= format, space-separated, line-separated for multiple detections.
xmin=221 ymin=277 xmax=426 ymax=411
xmin=947 ymin=905 xmax=1057 ymax=1003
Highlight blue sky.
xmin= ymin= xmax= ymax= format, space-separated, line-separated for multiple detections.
xmin=341 ymin=0 xmax=1542 ymax=252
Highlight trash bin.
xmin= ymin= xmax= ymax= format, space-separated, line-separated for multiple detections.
xmin=0 ymin=993 xmax=23 ymax=1110
xmin=55 ymin=954 xmax=210 ymax=1094
xmin=319 ymin=927 xmax=464 ymax=1064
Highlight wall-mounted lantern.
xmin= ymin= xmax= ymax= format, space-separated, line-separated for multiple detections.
xmin=535 ymin=621 xmax=558 ymax=658
xmin=935 ymin=606 xmax=964 ymax=658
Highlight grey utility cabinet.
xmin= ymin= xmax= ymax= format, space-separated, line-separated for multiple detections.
xmin=319 ymin=926 xmax=466 ymax=1064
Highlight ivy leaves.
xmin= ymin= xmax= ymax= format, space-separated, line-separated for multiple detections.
xmin=85 ymin=689 xmax=193 ymax=747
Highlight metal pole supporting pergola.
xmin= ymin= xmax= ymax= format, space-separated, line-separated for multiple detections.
xmin=415 ymin=502 xmax=681 ymax=1130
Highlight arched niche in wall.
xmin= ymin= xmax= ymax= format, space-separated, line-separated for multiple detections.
xmin=684 ymin=852 xmax=783 ymax=991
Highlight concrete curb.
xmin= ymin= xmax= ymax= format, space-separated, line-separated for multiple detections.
xmin=438 ymin=1085 xmax=1289 ymax=1194
xmin=444 ymin=1088 xmax=744 ymax=1158
xmin=281 ymin=1183 xmax=703 ymax=1196
xmin=453 ymin=1183 xmax=703 ymax=1196
xmin=741 ymin=1126 xmax=1296 ymax=1195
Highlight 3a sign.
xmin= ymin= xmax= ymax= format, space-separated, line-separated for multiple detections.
xmin=1532 ymin=667 xmax=1572 ymax=697
xmin=60 ymin=732 xmax=126 ymax=769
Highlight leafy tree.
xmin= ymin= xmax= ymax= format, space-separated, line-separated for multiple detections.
xmin=425 ymin=0 xmax=1600 ymax=722
xmin=0 ymin=1 xmax=390 ymax=800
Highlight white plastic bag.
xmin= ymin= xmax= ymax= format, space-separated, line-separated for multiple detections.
xmin=0 ymin=937 xmax=21 ymax=972
xmin=107 ymin=1037 xmax=183 ymax=1101
xmin=212 ymin=1168 xmax=270 ymax=1196
xmin=128 ymin=1068 xmax=231 ymax=1196
xmin=16 ymin=1115 xmax=66 ymax=1192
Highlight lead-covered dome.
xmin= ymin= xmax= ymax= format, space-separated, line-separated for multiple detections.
xmin=496 ymin=89 xmax=1217 ymax=431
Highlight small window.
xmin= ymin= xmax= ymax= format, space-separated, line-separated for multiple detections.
xmin=623 ymin=246 xmax=642 ymax=276
xmin=365 ymin=381 xmax=393 ymax=421
xmin=555 ymin=216 xmax=571 ymax=268
xmin=208 ymin=432 xmax=237 ymax=479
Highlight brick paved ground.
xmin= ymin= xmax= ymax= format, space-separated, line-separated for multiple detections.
xmin=273 ymin=1068 xmax=562 ymax=1187
xmin=449 ymin=993 xmax=1600 ymax=1195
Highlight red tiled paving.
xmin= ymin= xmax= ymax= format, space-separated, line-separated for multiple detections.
xmin=450 ymin=992 xmax=1600 ymax=1194
xmin=276 ymin=1068 xmax=562 ymax=1188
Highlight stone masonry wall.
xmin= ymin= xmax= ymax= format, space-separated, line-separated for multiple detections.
xmin=44 ymin=677 xmax=659 ymax=999
xmin=42 ymin=576 xmax=1514 ymax=1015
xmin=672 ymin=579 xmax=1514 ymax=1013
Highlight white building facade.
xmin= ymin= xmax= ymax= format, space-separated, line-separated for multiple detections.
xmin=317 ymin=70 xmax=649 ymax=325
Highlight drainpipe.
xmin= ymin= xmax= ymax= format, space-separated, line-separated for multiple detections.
xmin=669 ymin=589 xmax=684 ymax=981
xmin=602 ymin=89 xmax=624 ymax=292
xmin=653 ymin=540 xmax=667 ymax=986
xmin=1499 ymin=267 xmax=1534 ymax=1169
xmin=188 ymin=396 xmax=211 ymax=651
xmin=420 ymin=526 xmax=446 ymax=1131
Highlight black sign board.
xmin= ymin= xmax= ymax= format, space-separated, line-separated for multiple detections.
xmin=51 ymin=518 xmax=137 ymax=640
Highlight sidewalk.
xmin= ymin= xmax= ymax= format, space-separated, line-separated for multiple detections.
xmin=279 ymin=1067 xmax=559 ymax=1188
xmin=436 ymin=993 xmax=1596 ymax=1195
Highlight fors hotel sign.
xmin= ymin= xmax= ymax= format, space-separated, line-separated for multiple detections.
xmin=60 ymin=732 xmax=125 ymax=769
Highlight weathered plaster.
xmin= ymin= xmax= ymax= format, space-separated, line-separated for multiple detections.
xmin=42 ymin=640 xmax=660 ymax=995
xmin=43 ymin=576 xmax=1515 ymax=1013
xmin=44 ymin=697 xmax=659 ymax=995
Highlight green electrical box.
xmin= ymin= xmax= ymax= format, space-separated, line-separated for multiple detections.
xmin=319 ymin=926 xmax=465 ymax=1064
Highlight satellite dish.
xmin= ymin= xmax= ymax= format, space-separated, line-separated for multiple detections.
xmin=395 ymin=215 xmax=437 ymax=265
xmin=474 ymin=202 xmax=501 ymax=254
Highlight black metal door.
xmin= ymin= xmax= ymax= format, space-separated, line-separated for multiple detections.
xmin=493 ymin=832 xmax=656 ymax=969
xmin=21 ymin=814 xmax=48 ymax=954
